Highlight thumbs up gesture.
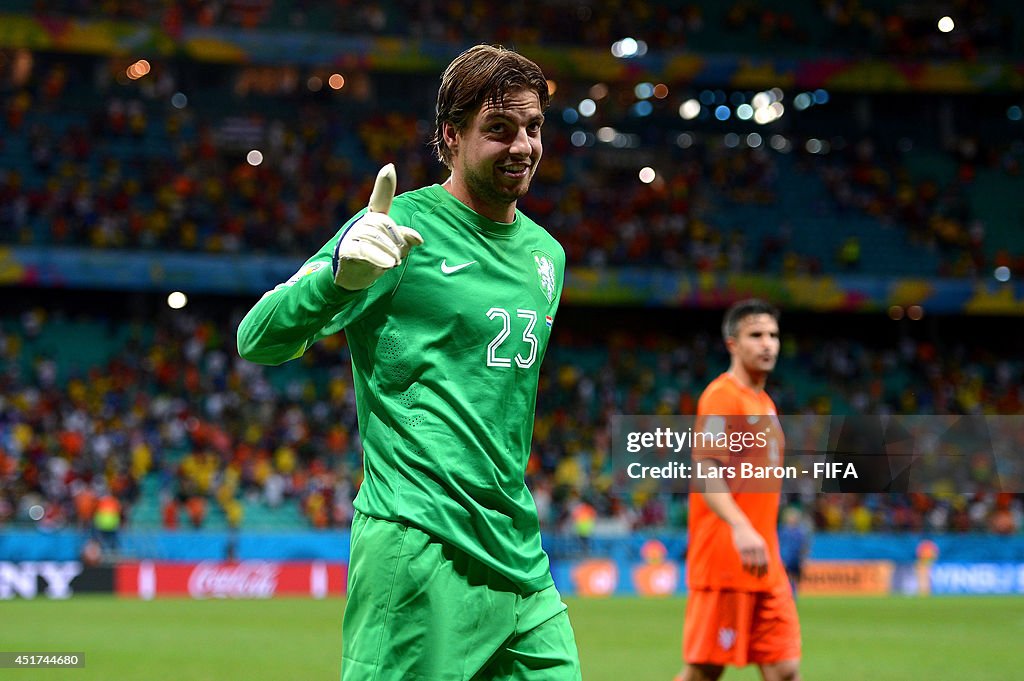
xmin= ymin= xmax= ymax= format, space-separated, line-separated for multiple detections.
xmin=332 ymin=164 xmax=424 ymax=290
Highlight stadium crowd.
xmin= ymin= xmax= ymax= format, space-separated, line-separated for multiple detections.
xmin=3 ymin=56 xmax=1021 ymax=277
xmin=13 ymin=0 xmax=1021 ymax=59
xmin=2 ymin=5 xmax=1022 ymax=556
xmin=0 ymin=306 xmax=1020 ymax=542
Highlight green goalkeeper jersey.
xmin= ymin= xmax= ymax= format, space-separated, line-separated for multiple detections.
xmin=237 ymin=184 xmax=563 ymax=593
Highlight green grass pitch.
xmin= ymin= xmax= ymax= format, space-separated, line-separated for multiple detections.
xmin=2 ymin=595 xmax=1022 ymax=680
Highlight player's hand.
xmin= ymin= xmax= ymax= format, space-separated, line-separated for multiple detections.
xmin=731 ymin=523 xmax=769 ymax=578
xmin=332 ymin=163 xmax=424 ymax=291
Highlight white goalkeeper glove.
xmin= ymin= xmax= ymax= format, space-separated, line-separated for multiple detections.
xmin=332 ymin=163 xmax=424 ymax=291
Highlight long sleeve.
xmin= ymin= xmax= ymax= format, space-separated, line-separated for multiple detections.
xmin=236 ymin=260 xmax=356 ymax=364
xmin=236 ymin=247 xmax=403 ymax=366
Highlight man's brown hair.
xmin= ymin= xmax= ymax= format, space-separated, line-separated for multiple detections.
xmin=722 ymin=298 xmax=780 ymax=341
xmin=430 ymin=44 xmax=549 ymax=169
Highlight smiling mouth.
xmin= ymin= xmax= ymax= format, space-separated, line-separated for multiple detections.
xmin=498 ymin=164 xmax=529 ymax=178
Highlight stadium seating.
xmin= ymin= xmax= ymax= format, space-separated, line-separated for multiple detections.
xmin=3 ymin=52 xmax=1019 ymax=274
xmin=8 ymin=0 xmax=1023 ymax=57
xmin=1 ymin=305 xmax=1020 ymax=535
xmin=1 ymin=4 xmax=1021 ymax=547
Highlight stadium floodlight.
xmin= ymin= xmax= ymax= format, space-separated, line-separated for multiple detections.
xmin=938 ymin=16 xmax=955 ymax=33
xmin=679 ymin=99 xmax=701 ymax=120
xmin=638 ymin=167 xmax=656 ymax=184
xmin=632 ymin=101 xmax=653 ymax=116
xmin=127 ymin=59 xmax=150 ymax=80
xmin=754 ymin=107 xmax=776 ymax=124
xmin=167 ymin=292 xmax=188 ymax=309
xmin=611 ymin=38 xmax=638 ymax=58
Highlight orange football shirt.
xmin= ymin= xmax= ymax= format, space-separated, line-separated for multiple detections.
xmin=687 ymin=372 xmax=786 ymax=592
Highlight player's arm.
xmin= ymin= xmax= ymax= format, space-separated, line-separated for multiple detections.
xmin=693 ymin=403 xmax=769 ymax=578
xmin=237 ymin=164 xmax=423 ymax=365
xmin=697 ymin=470 xmax=769 ymax=578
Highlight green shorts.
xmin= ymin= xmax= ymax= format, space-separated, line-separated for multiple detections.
xmin=341 ymin=512 xmax=581 ymax=681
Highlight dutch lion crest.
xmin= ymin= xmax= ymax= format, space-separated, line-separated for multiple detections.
xmin=534 ymin=253 xmax=556 ymax=303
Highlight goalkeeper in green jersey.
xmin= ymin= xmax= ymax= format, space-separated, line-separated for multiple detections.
xmin=237 ymin=44 xmax=581 ymax=681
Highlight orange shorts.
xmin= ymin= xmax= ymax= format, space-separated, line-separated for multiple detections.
xmin=683 ymin=582 xmax=801 ymax=667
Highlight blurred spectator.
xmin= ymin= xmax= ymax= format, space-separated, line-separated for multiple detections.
xmin=80 ymin=537 xmax=103 ymax=566
xmin=93 ymin=492 xmax=122 ymax=553
xmin=778 ymin=506 xmax=812 ymax=594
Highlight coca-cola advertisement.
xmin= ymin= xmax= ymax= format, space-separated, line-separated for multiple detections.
xmin=115 ymin=561 xmax=346 ymax=599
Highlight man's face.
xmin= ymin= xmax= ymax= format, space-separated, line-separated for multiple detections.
xmin=445 ymin=87 xmax=544 ymax=218
xmin=728 ymin=313 xmax=780 ymax=376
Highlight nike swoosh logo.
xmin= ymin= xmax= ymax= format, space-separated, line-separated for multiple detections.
xmin=440 ymin=259 xmax=477 ymax=274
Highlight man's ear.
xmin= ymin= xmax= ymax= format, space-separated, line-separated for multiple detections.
xmin=442 ymin=121 xmax=459 ymax=158
xmin=724 ymin=336 xmax=736 ymax=356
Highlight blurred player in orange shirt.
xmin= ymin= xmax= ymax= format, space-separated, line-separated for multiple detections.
xmin=676 ymin=299 xmax=801 ymax=681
